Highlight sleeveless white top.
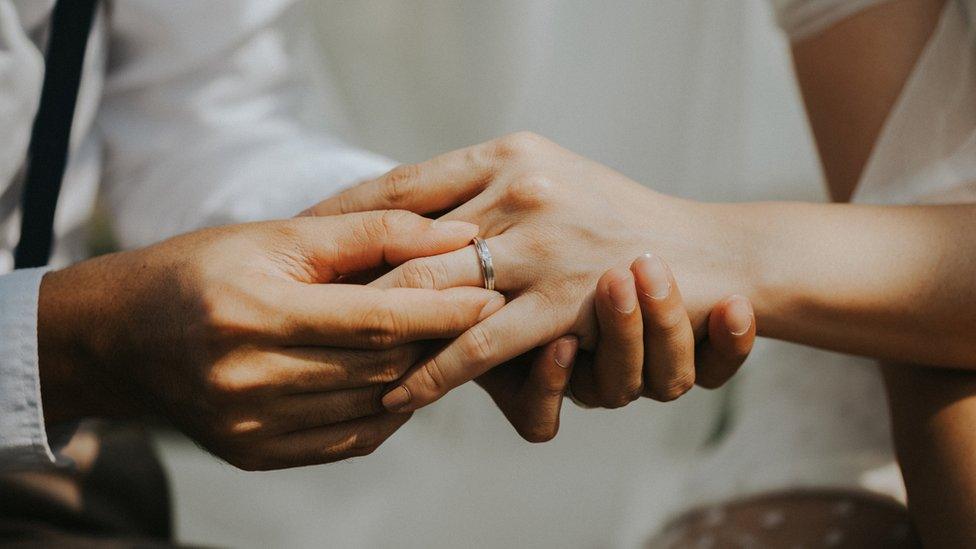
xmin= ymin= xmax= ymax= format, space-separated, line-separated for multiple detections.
xmin=684 ymin=0 xmax=976 ymax=511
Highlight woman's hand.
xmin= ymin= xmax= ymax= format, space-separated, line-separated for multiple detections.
xmin=38 ymin=211 xmax=502 ymax=470
xmin=305 ymin=132 xmax=751 ymax=413
xmin=474 ymin=254 xmax=755 ymax=443
xmin=568 ymin=255 xmax=755 ymax=409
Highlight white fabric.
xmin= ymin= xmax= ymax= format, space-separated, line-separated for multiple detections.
xmin=0 ymin=267 xmax=53 ymax=467
xmin=0 ymin=0 xmax=392 ymax=468
xmin=854 ymin=0 xmax=976 ymax=205
xmin=770 ymin=0 xmax=894 ymax=41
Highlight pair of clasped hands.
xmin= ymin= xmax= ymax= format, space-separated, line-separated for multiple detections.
xmin=42 ymin=133 xmax=755 ymax=471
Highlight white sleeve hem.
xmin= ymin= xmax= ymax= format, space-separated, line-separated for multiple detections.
xmin=0 ymin=266 xmax=56 ymax=469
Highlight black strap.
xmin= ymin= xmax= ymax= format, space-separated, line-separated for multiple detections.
xmin=14 ymin=0 xmax=99 ymax=269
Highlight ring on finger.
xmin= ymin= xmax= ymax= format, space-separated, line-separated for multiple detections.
xmin=472 ymin=236 xmax=495 ymax=291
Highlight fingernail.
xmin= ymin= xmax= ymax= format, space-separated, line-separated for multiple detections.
xmin=726 ymin=295 xmax=754 ymax=336
xmin=478 ymin=293 xmax=506 ymax=321
xmin=431 ymin=219 xmax=477 ymax=233
xmin=382 ymin=386 xmax=412 ymax=411
xmin=607 ymin=275 xmax=637 ymax=313
xmin=554 ymin=336 xmax=579 ymax=369
xmin=634 ymin=253 xmax=671 ymax=300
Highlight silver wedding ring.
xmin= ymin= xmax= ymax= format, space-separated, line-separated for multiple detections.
xmin=472 ymin=236 xmax=495 ymax=291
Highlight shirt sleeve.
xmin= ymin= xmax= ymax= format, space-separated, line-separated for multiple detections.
xmin=97 ymin=0 xmax=394 ymax=249
xmin=0 ymin=267 xmax=55 ymax=469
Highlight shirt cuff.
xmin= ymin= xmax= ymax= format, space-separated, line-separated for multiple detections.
xmin=0 ymin=266 xmax=56 ymax=469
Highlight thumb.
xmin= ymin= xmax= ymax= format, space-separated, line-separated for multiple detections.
xmin=277 ymin=211 xmax=478 ymax=282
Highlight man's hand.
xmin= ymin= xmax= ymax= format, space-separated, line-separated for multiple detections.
xmin=37 ymin=211 xmax=503 ymax=470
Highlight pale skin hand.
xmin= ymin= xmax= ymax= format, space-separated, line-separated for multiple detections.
xmin=304 ymin=135 xmax=755 ymax=414
xmin=37 ymin=211 xmax=503 ymax=470
xmin=474 ymin=261 xmax=756 ymax=442
xmin=306 ymin=127 xmax=976 ymax=417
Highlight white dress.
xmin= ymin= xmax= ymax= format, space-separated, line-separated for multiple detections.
xmin=683 ymin=0 xmax=976 ymax=513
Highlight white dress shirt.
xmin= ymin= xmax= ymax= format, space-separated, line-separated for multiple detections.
xmin=0 ymin=0 xmax=392 ymax=468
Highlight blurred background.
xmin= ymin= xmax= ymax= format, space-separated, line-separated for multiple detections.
xmin=152 ymin=1 xmax=896 ymax=547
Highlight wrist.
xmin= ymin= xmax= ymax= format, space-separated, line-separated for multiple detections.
xmin=635 ymin=197 xmax=766 ymax=329
xmin=37 ymin=254 xmax=144 ymax=423
xmin=713 ymin=201 xmax=802 ymax=339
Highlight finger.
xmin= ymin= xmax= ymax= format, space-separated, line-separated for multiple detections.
xmin=300 ymin=143 xmax=500 ymax=217
xmin=632 ymin=254 xmax=696 ymax=402
xmin=266 ymin=344 xmax=427 ymax=393
xmin=267 ymin=386 xmax=387 ymax=434
xmin=591 ymin=268 xmax=645 ymax=408
xmin=477 ymin=338 xmax=577 ymax=443
xmin=695 ymin=295 xmax=756 ymax=389
xmin=567 ymin=353 xmax=602 ymax=408
xmin=381 ymin=294 xmax=561 ymax=412
xmin=253 ymin=412 xmax=412 ymax=470
xmin=513 ymin=336 xmax=577 ymax=442
xmin=280 ymin=211 xmax=478 ymax=282
xmin=272 ymin=285 xmax=505 ymax=348
xmin=369 ymin=234 xmax=526 ymax=292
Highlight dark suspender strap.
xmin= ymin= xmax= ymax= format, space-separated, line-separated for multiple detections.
xmin=14 ymin=0 xmax=99 ymax=269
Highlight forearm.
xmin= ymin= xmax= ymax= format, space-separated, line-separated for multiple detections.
xmin=725 ymin=201 xmax=976 ymax=368
xmin=883 ymin=363 xmax=976 ymax=547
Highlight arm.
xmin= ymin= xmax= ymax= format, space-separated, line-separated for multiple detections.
xmin=36 ymin=212 xmax=497 ymax=470
xmin=304 ymin=133 xmax=976 ymax=417
xmin=737 ymin=200 xmax=976 ymax=369
xmin=785 ymin=0 xmax=976 ymax=546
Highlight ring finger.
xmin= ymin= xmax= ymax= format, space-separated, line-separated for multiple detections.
xmin=369 ymin=233 xmax=528 ymax=291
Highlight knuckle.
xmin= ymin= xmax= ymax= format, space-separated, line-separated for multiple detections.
xmin=460 ymin=326 xmax=495 ymax=365
xmin=418 ymin=360 xmax=448 ymax=394
xmin=205 ymin=366 xmax=272 ymax=402
xmin=463 ymin=144 xmax=496 ymax=171
xmin=649 ymin=373 xmax=695 ymax=402
xmin=398 ymin=258 xmax=447 ymax=289
xmin=382 ymin=165 xmax=421 ymax=205
xmin=649 ymin=306 xmax=689 ymax=336
xmin=345 ymin=387 xmax=385 ymax=418
xmin=359 ymin=302 xmax=404 ymax=348
xmin=366 ymin=346 xmax=415 ymax=383
xmin=214 ymin=414 xmax=267 ymax=439
xmin=503 ymin=173 xmax=556 ymax=208
xmin=495 ymin=131 xmax=545 ymax=158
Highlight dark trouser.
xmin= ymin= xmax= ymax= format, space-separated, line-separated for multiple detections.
xmin=0 ymin=421 xmax=182 ymax=548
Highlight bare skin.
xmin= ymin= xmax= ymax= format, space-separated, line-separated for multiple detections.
xmin=37 ymin=211 xmax=504 ymax=470
xmin=793 ymin=0 xmax=976 ymax=546
xmin=305 ymin=4 xmax=976 ymax=543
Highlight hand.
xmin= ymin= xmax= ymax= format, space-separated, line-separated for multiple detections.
xmin=305 ymin=132 xmax=748 ymax=413
xmin=568 ymin=255 xmax=756 ymax=409
xmin=476 ymin=255 xmax=754 ymax=443
xmin=37 ymin=211 xmax=503 ymax=470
